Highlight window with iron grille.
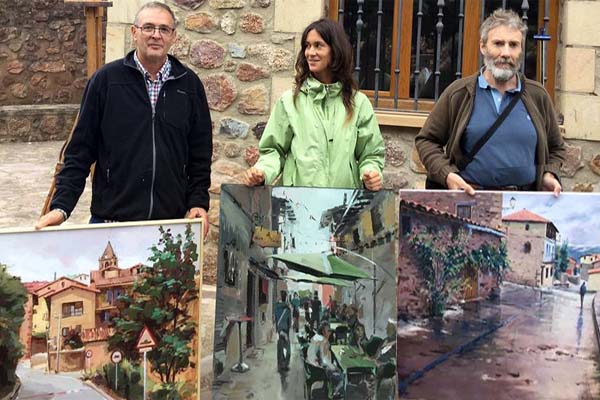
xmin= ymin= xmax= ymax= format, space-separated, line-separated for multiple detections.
xmin=328 ymin=0 xmax=558 ymax=112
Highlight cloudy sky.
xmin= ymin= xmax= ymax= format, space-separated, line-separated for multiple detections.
xmin=502 ymin=192 xmax=600 ymax=247
xmin=0 ymin=222 xmax=200 ymax=283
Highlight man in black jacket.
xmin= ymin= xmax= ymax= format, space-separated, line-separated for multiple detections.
xmin=36 ymin=2 xmax=212 ymax=237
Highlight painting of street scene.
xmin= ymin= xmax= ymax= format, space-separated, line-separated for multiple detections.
xmin=0 ymin=219 xmax=204 ymax=400
xmin=209 ymin=185 xmax=397 ymax=399
xmin=397 ymin=190 xmax=600 ymax=400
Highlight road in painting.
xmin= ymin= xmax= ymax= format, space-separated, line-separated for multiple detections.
xmin=398 ymin=191 xmax=600 ymax=400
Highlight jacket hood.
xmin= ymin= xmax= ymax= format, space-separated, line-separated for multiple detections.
xmin=301 ymin=76 xmax=343 ymax=99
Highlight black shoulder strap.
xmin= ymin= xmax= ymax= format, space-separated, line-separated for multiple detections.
xmin=458 ymin=89 xmax=523 ymax=170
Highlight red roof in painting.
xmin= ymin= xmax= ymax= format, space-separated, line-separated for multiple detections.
xmin=23 ymin=281 xmax=49 ymax=294
xmin=400 ymin=199 xmax=502 ymax=233
xmin=502 ymin=209 xmax=550 ymax=223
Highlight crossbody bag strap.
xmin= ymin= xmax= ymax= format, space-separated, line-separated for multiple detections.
xmin=458 ymin=89 xmax=523 ymax=170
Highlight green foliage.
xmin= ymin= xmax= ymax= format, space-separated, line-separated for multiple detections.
xmin=409 ymin=228 xmax=471 ymax=316
xmin=101 ymin=359 xmax=144 ymax=399
xmin=0 ymin=263 xmax=27 ymax=387
xmin=555 ymin=241 xmax=570 ymax=279
xmin=471 ymin=242 xmax=510 ymax=284
xmin=150 ymin=382 xmax=194 ymax=400
xmin=409 ymin=227 xmax=510 ymax=317
xmin=109 ymin=224 xmax=198 ymax=387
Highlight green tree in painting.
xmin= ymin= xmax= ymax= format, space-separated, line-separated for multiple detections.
xmin=554 ymin=241 xmax=569 ymax=279
xmin=0 ymin=263 xmax=27 ymax=390
xmin=110 ymin=224 xmax=198 ymax=396
xmin=409 ymin=228 xmax=509 ymax=317
xmin=409 ymin=228 xmax=471 ymax=316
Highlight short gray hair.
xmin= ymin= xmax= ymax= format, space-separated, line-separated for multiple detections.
xmin=134 ymin=2 xmax=177 ymax=27
xmin=480 ymin=8 xmax=527 ymax=46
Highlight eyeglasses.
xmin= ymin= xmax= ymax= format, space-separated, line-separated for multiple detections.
xmin=135 ymin=24 xmax=175 ymax=37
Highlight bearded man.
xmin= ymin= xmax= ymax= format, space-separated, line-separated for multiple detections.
xmin=415 ymin=8 xmax=565 ymax=194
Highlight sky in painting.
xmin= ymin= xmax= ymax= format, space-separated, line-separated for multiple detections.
xmin=502 ymin=192 xmax=600 ymax=247
xmin=0 ymin=222 xmax=200 ymax=283
xmin=272 ymin=187 xmax=355 ymax=253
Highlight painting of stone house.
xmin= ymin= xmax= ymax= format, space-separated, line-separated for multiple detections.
xmin=398 ymin=191 xmax=600 ymax=400
xmin=398 ymin=191 xmax=507 ymax=319
xmin=502 ymin=210 xmax=558 ymax=287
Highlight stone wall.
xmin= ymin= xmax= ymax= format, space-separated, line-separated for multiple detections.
xmin=0 ymin=0 xmax=91 ymax=142
xmin=0 ymin=0 xmax=88 ymax=105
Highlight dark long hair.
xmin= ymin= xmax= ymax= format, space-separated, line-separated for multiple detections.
xmin=294 ymin=18 xmax=358 ymax=120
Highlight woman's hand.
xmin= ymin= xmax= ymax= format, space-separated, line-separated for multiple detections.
xmin=243 ymin=167 xmax=266 ymax=186
xmin=362 ymin=170 xmax=382 ymax=191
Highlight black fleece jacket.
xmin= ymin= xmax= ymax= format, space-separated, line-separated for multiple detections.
xmin=51 ymin=51 xmax=212 ymax=221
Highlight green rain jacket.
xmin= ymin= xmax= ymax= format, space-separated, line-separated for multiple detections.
xmin=255 ymin=77 xmax=385 ymax=188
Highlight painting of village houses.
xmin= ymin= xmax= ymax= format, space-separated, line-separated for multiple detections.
xmin=397 ymin=190 xmax=600 ymax=399
xmin=209 ymin=185 xmax=397 ymax=399
xmin=0 ymin=220 xmax=204 ymax=400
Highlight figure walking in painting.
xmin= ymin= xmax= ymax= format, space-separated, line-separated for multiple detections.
xmin=243 ymin=18 xmax=384 ymax=191
xmin=291 ymin=291 xmax=301 ymax=332
xmin=274 ymin=290 xmax=292 ymax=371
xmin=311 ymin=290 xmax=322 ymax=329
xmin=580 ymin=280 xmax=587 ymax=308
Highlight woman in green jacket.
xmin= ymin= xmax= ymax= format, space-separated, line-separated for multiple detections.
xmin=243 ymin=18 xmax=385 ymax=190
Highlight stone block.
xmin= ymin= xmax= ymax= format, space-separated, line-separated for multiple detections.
xmin=560 ymin=93 xmax=600 ymax=141
xmin=185 ymin=12 xmax=219 ymax=33
xmin=204 ymin=73 xmax=237 ymax=111
xmin=107 ymin=0 xmax=154 ymax=24
xmin=219 ymin=117 xmax=250 ymax=138
xmin=209 ymin=0 xmax=245 ymax=9
xmin=563 ymin=2 xmax=600 ymax=47
xmin=228 ymin=42 xmax=246 ymax=58
xmin=174 ymin=0 xmax=207 ymax=9
xmin=105 ymin=25 xmax=126 ymax=63
xmin=245 ymin=145 xmax=259 ymax=166
xmin=189 ymin=39 xmax=226 ymax=69
xmin=221 ymin=11 xmax=237 ymax=35
xmin=561 ymin=47 xmax=595 ymax=93
xmin=274 ymin=0 xmax=325 ymax=33
xmin=270 ymin=75 xmax=293 ymax=108
xmin=235 ymin=62 xmax=269 ymax=81
xmin=239 ymin=12 xmax=265 ymax=34
xmin=238 ymin=85 xmax=269 ymax=115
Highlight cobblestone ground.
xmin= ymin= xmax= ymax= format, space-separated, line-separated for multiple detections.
xmin=0 ymin=141 xmax=92 ymax=229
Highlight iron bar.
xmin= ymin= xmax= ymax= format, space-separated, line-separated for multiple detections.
xmin=434 ymin=0 xmax=445 ymax=100
xmin=354 ymin=0 xmax=365 ymax=83
xmin=374 ymin=0 xmax=384 ymax=107
xmin=393 ymin=0 xmax=404 ymax=109
xmin=521 ymin=0 xmax=529 ymax=74
xmin=413 ymin=0 xmax=424 ymax=110
xmin=456 ymin=0 xmax=465 ymax=79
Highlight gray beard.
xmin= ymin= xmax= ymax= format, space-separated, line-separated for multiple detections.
xmin=484 ymin=54 xmax=520 ymax=83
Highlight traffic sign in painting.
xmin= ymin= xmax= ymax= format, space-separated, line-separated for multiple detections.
xmin=111 ymin=350 xmax=122 ymax=364
xmin=135 ymin=325 xmax=158 ymax=353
